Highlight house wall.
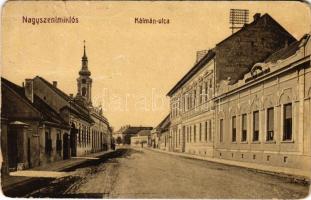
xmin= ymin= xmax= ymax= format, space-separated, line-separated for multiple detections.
xmin=169 ymin=58 xmax=215 ymax=156
xmin=33 ymin=77 xmax=111 ymax=156
xmin=214 ymin=59 xmax=311 ymax=170
xmin=39 ymin=126 xmax=69 ymax=166
xmin=131 ymin=136 xmax=149 ymax=147
xmin=159 ymin=130 xmax=169 ymax=151
xmin=1 ymin=118 xmax=9 ymax=174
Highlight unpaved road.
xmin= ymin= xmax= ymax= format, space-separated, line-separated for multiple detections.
xmin=67 ymin=148 xmax=310 ymax=198
xmin=27 ymin=148 xmax=310 ymax=198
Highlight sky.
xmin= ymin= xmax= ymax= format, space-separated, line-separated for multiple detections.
xmin=2 ymin=1 xmax=311 ymax=130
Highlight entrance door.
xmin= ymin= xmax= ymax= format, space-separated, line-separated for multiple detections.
xmin=70 ymin=122 xmax=78 ymax=157
xmin=70 ymin=129 xmax=77 ymax=157
xmin=27 ymin=138 xmax=31 ymax=168
xmin=7 ymin=129 xmax=18 ymax=171
xmin=63 ymin=133 xmax=70 ymax=160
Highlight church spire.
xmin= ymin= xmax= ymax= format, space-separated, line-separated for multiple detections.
xmin=83 ymin=40 xmax=87 ymax=59
xmin=77 ymin=40 xmax=92 ymax=106
xmin=80 ymin=40 xmax=90 ymax=76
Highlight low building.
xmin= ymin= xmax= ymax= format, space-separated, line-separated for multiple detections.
xmin=1 ymin=78 xmax=70 ymax=173
xmin=116 ymin=126 xmax=153 ymax=145
xmin=130 ymin=130 xmax=151 ymax=148
xmin=151 ymin=115 xmax=170 ymax=150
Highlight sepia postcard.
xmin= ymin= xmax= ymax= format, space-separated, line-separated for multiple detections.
xmin=1 ymin=0 xmax=311 ymax=199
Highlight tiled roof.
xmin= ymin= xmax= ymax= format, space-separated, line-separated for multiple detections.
xmin=167 ymin=13 xmax=296 ymax=97
xmin=122 ymin=126 xmax=153 ymax=135
xmin=137 ymin=129 xmax=151 ymax=136
xmin=155 ymin=114 xmax=170 ymax=132
xmin=264 ymin=34 xmax=310 ymax=63
xmin=216 ymin=14 xmax=295 ymax=47
xmin=1 ymin=77 xmax=70 ymax=128
xmin=35 ymin=76 xmax=94 ymax=123
xmin=167 ymin=50 xmax=215 ymax=96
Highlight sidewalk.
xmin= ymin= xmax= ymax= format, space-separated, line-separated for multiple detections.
xmin=146 ymin=147 xmax=311 ymax=182
xmin=1 ymin=150 xmax=114 ymax=191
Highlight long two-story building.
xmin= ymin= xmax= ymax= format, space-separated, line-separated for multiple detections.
xmin=166 ymin=13 xmax=311 ymax=172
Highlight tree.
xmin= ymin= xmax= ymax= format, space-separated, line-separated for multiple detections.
xmin=116 ymin=136 xmax=122 ymax=144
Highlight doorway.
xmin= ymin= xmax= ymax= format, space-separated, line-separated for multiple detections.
xmin=63 ymin=133 xmax=70 ymax=160
xmin=7 ymin=129 xmax=18 ymax=171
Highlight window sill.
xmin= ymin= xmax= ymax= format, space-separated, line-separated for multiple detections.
xmin=240 ymin=141 xmax=248 ymax=144
xmin=281 ymin=140 xmax=294 ymax=144
xmin=265 ymin=140 xmax=276 ymax=144
xmin=231 ymin=141 xmax=237 ymax=144
xmin=251 ymin=141 xmax=261 ymax=144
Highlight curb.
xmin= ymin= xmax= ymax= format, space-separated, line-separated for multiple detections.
xmin=146 ymin=147 xmax=311 ymax=184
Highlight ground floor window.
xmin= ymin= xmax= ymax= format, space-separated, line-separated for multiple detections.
xmin=232 ymin=116 xmax=236 ymax=142
xmin=283 ymin=103 xmax=292 ymax=141
xmin=253 ymin=111 xmax=259 ymax=142
xmin=209 ymin=120 xmax=212 ymax=141
xmin=220 ymin=119 xmax=223 ymax=143
xmin=205 ymin=121 xmax=208 ymax=141
xmin=194 ymin=125 xmax=196 ymax=143
xmin=199 ymin=123 xmax=202 ymax=141
xmin=242 ymin=114 xmax=247 ymax=142
xmin=266 ymin=108 xmax=274 ymax=141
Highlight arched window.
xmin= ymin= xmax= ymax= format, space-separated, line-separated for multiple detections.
xmin=82 ymin=87 xmax=86 ymax=96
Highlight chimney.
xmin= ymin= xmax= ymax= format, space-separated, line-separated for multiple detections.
xmin=196 ymin=50 xmax=209 ymax=63
xmin=52 ymin=81 xmax=57 ymax=88
xmin=253 ymin=13 xmax=261 ymax=21
xmin=24 ymin=79 xmax=34 ymax=103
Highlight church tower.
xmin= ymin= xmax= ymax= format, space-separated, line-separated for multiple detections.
xmin=77 ymin=41 xmax=92 ymax=106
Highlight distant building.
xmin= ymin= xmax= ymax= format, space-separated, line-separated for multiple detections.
xmin=115 ymin=126 xmax=153 ymax=145
xmin=131 ymin=130 xmax=152 ymax=148
xmin=151 ymin=115 xmax=170 ymax=150
xmin=166 ymin=13 xmax=311 ymax=172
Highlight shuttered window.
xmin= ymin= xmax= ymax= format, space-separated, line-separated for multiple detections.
xmin=232 ymin=116 xmax=236 ymax=142
xmin=283 ymin=103 xmax=292 ymax=141
xmin=267 ymin=108 xmax=274 ymax=141
xmin=253 ymin=111 xmax=259 ymax=141
xmin=209 ymin=120 xmax=212 ymax=141
xmin=220 ymin=119 xmax=224 ymax=143
xmin=241 ymin=114 xmax=247 ymax=142
xmin=205 ymin=121 xmax=208 ymax=141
